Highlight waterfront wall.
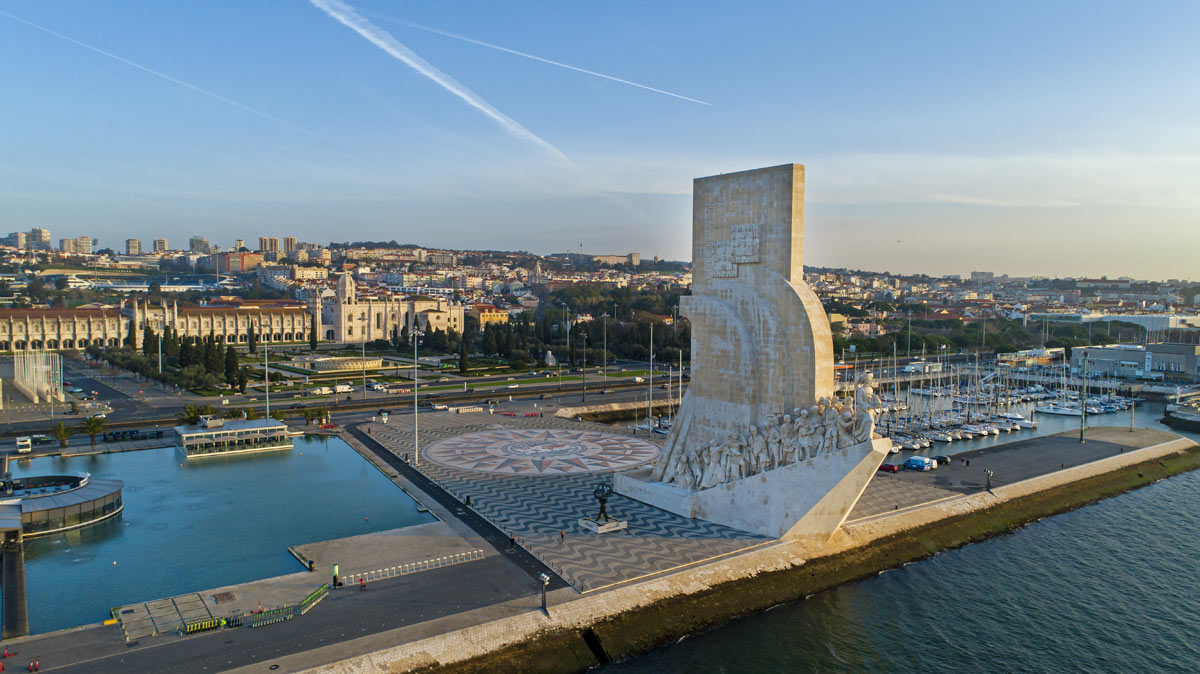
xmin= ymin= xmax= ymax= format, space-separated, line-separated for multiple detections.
xmin=295 ymin=433 xmax=1200 ymax=674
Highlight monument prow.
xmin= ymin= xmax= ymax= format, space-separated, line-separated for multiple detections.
xmin=616 ymin=163 xmax=889 ymax=542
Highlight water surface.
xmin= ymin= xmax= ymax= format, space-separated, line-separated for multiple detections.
xmin=9 ymin=435 xmax=432 ymax=634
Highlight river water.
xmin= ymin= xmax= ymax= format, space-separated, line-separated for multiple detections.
xmin=8 ymin=435 xmax=432 ymax=635
xmin=604 ymin=402 xmax=1200 ymax=673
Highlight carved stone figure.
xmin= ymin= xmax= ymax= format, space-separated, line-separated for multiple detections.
xmin=822 ymin=404 xmax=840 ymax=455
xmin=749 ymin=425 xmax=767 ymax=475
xmin=766 ymin=424 xmax=783 ymax=469
xmin=795 ymin=408 xmax=814 ymax=461
xmin=837 ymin=410 xmax=855 ymax=449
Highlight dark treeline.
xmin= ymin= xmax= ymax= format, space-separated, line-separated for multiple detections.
xmin=87 ymin=325 xmax=250 ymax=393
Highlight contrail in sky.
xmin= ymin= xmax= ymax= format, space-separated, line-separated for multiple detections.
xmin=311 ymin=0 xmax=572 ymax=165
xmin=367 ymin=12 xmax=711 ymax=107
xmin=0 ymin=9 xmax=322 ymax=139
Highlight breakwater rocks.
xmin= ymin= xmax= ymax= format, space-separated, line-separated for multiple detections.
xmin=408 ymin=442 xmax=1200 ymax=674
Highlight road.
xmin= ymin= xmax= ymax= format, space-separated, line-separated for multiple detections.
xmin=45 ymin=555 xmax=538 ymax=674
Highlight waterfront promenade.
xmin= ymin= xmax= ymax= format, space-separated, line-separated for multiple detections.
xmin=5 ymin=416 xmax=1195 ymax=673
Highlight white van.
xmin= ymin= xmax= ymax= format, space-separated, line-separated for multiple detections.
xmin=309 ymin=386 xmax=333 ymax=395
xmin=15 ymin=437 xmax=32 ymax=454
xmin=334 ymin=384 xmax=353 ymax=394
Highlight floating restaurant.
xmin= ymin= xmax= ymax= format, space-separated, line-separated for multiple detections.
xmin=174 ymin=416 xmax=293 ymax=459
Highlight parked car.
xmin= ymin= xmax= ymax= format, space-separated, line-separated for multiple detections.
xmin=878 ymin=463 xmax=901 ymax=473
xmin=934 ymin=455 xmax=953 ymax=467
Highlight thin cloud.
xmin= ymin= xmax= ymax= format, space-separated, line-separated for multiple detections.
xmin=367 ymin=12 xmax=711 ymax=107
xmin=311 ymin=0 xmax=572 ymax=166
xmin=0 ymin=9 xmax=322 ymax=139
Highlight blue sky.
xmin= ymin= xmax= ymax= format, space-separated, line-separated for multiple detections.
xmin=2 ymin=1 xmax=1198 ymax=279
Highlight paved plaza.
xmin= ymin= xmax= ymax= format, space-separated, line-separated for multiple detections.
xmin=364 ymin=413 xmax=772 ymax=592
xmin=847 ymin=427 xmax=1180 ymax=521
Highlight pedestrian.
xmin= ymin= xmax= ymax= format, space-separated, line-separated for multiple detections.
xmin=359 ymin=577 xmax=365 ymax=592
xmin=560 ymin=530 xmax=565 ymax=544
xmin=31 ymin=660 xmax=36 ymax=673
xmin=966 ymin=459 xmax=970 ymax=467
xmin=508 ymin=535 xmax=516 ymax=551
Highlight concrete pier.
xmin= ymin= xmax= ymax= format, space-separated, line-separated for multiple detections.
xmin=2 ymin=528 xmax=28 ymax=638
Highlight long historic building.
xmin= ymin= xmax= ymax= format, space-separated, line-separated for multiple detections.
xmin=321 ymin=275 xmax=464 ymax=343
xmin=1 ymin=276 xmax=467 ymax=352
xmin=0 ymin=307 xmax=125 ymax=350
xmin=128 ymin=299 xmax=311 ymax=347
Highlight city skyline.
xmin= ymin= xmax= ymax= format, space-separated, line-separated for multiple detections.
xmin=3 ymin=2 xmax=1200 ymax=279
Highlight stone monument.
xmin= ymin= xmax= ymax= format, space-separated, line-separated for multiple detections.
xmin=614 ymin=164 xmax=892 ymax=541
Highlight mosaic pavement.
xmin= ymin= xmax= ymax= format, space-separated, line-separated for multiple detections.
xmin=423 ymin=428 xmax=660 ymax=475
xmin=363 ymin=414 xmax=772 ymax=592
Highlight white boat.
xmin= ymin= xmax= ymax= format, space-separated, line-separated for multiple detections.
xmin=1034 ymin=403 xmax=1082 ymax=416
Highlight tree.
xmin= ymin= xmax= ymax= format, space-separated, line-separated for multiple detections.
xmin=459 ymin=329 xmax=470 ymax=375
xmin=79 ymin=415 xmax=105 ymax=446
xmin=237 ymin=366 xmax=250 ymax=394
xmin=224 ymin=345 xmax=239 ymax=387
xmin=177 ymin=404 xmax=216 ymax=425
xmin=248 ymin=329 xmax=258 ymax=353
xmin=178 ymin=404 xmax=203 ymax=425
xmin=142 ymin=326 xmax=158 ymax=357
xmin=51 ymin=421 xmax=71 ymax=448
xmin=125 ymin=319 xmax=137 ymax=349
xmin=302 ymin=407 xmax=316 ymax=425
xmin=310 ymin=314 xmax=318 ymax=351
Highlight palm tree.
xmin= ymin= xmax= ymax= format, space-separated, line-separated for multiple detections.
xmin=178 ymin=404 xmax=203 ymax=425
xmin=51 ymin=421 xmax=71 ymax=449
xmin=302 ymin=408 xmax=316 ymax=425
xmin=79 ymin=416 xmax=105 ymax=446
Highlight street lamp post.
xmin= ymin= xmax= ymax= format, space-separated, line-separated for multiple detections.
xmin=413 ymin=329 xmax=422 ymax=467
xmin=539 ymin=573 xmax=550 ymax=614
xmin=602 ymin=312 xmax=607 ymax=382
xmin=581 ymin=331 xmax=587 ymax=402
xmin=361 ymin=319 xmax=368 ymax=398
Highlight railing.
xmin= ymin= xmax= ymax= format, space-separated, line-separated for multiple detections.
xmin=342 ymin=549 xmax=485 ymax=585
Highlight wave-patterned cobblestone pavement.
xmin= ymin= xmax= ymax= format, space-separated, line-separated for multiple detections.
xmin=363 ymin=415 xmax=771 ymax=591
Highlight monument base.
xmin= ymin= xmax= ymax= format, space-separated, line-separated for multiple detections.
xmin=615 ymin=436 xmax=892 ymax=541
xmin=578 ymin=517 xmax=628 ymax=534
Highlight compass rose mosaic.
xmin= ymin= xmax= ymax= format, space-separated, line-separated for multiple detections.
xmin=423 ymin=428 xmax=661 ymax=475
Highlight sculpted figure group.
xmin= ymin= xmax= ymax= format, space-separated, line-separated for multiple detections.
xmin=663 ymin=374 xmax=883 ymax=492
